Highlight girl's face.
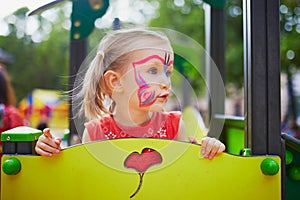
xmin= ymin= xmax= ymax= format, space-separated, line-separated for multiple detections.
xmin=120 ymin=47 xmax=174 ymax=112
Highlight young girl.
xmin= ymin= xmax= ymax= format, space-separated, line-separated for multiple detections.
xmin=35 ymin=28 xmax=225 ymax=159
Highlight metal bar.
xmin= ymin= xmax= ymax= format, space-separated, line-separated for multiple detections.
xmin=266 ymin=0 xmax=282 ymax=155
xmin=69 ymin=39 xmax=87 ymax=144
xmin=265 ymin=2 xmax=285 ymax=199
xmin=210 ymin=7 xmax=226 ymax=82
xmin=250 ymin=0 xmax=268 ymax=154
xmin=206 ymin=6 xmax=226 ymax=137
xmin=244 ymin=0 xmax=282 ymax=155
xmin=243 ymin=0 xmax=284 ymax=198
xmin=252 ymin=0 xmax=281 ymax=155
xmin=243 ymin=0 xmax=251 ymax=149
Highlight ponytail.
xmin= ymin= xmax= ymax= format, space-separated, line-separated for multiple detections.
xmin=82 ymin=50 xmax=109 ymax=120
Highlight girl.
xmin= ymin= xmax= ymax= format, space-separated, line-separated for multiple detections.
xmin=35 ymin=28 xmax=225 ymax=159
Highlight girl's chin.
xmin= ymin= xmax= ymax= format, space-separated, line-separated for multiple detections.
xmin=148 ymin=104 xmax=166 ymax=112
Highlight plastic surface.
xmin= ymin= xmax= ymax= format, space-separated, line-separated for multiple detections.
xmin=260 ymin=158 xmax=280 ymax=176
xmin=2 ymin=158 xmax=21 ymax=175
xmin=1 ymin=139 xmax=281 ymax=200
xmin=1 ymin=126 xmax=42 ymax=142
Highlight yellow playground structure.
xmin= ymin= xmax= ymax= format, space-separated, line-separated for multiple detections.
xmin=1 ymin=108 xmax=282 ymax=200
xmin=1 ymin=132 xmax=281 ymax=200
xmin=1 ymin=0 xmax=294 ymax=199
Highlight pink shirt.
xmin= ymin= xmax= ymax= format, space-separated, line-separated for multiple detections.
xmin=0 ymin=105 xmax=25 ymax=133
xmin=85 ymin=111 xmax=181 ymax=141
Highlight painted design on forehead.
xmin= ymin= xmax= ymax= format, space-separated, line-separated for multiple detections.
xmin=164 ymin=53 xmax=173 ymax=74
xmin=132 ymin=54 xmax=173 ymax=107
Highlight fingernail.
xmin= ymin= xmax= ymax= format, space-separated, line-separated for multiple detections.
xmin=55 ymin=149 xmax=60 ymax=154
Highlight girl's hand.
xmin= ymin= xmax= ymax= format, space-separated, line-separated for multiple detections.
xmin=200 ymin=137 xmax=225 ymax=160
xmin=189 ymin=136 xmax=225 ymax=160
xmin=35 ymin=128 xmax=62 ymax=157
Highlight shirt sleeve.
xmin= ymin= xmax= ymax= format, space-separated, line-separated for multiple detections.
xmin=85 ymin=117 xmax=110 ymax=141
xmin=85 ymin=119 xmax=101 ymax=141
xmin=166 ymin=111 xmax=182 ymax=139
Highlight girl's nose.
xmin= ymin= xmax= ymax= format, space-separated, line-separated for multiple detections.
xmin=159 ymin=76 xmax=171 ymax=90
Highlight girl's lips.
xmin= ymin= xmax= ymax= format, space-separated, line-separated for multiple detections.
xmin=157 ymin=92 xmax=170 ymax=99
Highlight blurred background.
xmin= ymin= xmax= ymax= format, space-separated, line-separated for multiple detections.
xmin=0 ymin=0 xmax=299 ymax=139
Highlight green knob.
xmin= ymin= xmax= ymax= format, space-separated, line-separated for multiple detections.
xmin=241 ymin=148 xmax=251 ymax=156
xmin=287 ymin=165 xmax=300 ymax=181
xmin=260 ymin=158 xmax=279 ymax=176
xmin=2 ymin=158 xmax=21 ymax=175
xmin=286 ymin=150 xmax=293 ymax=165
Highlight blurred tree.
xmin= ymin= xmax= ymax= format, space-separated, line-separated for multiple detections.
xmin=0 ymin=7 xmax=69 ymax=101
xmin=1 ymin=0 xmax=299 ymax=104
xmin=148 ymin=0 xmax=205 ymax=44
xmin=279 ymin=0 xmax=300 ymax=126
xmin=147 ymin=0 xmax=244 ymax=94
xmin=280 ymin=0 xmax=300 ymax=73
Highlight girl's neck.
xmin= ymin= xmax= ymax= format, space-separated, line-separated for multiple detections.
xmin=113 ymin=110 xmax=153 ymax=127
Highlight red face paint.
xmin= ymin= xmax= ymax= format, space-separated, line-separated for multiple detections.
xmin=132 ymin=54 xmax=173 ymax=107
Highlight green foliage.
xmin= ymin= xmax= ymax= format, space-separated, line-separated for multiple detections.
xmin=279 ymin=0 xmax=300 ymax=73
xmin=148 ymin=0 xmax=205 ymax=45
xmin=148 ymin=0 xmax=244 ymax=92
xmin=2 ymin=0 xmax=300 ymax=103
xmin=225 ymin=0 xmax=243 ymax=88
xmin=147 ymin=0 xmax=206 ymax=96
xmin=0 ymin=7 xmax=69 ymax=101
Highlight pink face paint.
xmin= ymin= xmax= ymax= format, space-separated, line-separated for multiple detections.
xmin=164 ymin=53 xmax=173 ymax=75
xmin=132 ymin=53 xmax=173 ymax=107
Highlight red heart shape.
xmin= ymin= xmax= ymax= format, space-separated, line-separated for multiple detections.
xmin=124 ymin=148 xmax=162 ymax=173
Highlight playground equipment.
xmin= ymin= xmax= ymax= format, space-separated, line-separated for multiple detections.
xmin=1 ymin=126 xmax=281 ymax=200
xmin=1 ymin=0 xmax=298 ymax=199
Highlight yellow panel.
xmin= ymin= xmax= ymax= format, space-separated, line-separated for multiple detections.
xmin=1 ymin=139 xmax=281 ymax=200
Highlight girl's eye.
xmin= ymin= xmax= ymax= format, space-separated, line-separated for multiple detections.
xmin=148 ymin=67 xmax=158 ymax=74
xmin=166 ymin=70 xmax=173 ymax=77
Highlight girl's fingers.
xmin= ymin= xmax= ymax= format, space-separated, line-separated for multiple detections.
xmin=38 ymin=140 xmax=60 ymax=154
xmin=188 ymin=136 xmax=198 ymax=144
xmin=43 ymin=128 xmax=53 ymax=138
xmin=54 ymin=137 xmax=62 ymax=148
xmin=35 ymin=146 xmax=54 ymax=157
xmin=201 ymin=138 xmax=207 ymax=155
xmin=35 ymin=135 xmax=61 ymax=156
xmin=39 ymin=135 xmax=60 ymax=148
xmin=201 ymin=137 xmax=226 ymax=159
xmin=207 ymin=141 xmax=223 ymax=159
xmin=207 ymin=140 xmax=220 ymax=159
xmin=201 ymin=137 xmax=215 ymax=157
xmin=217 ymin=143 xmax=226 ymax=155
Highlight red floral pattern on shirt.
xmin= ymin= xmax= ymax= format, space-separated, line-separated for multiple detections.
xmin=85 ymin=111 xmax=181 ymax=141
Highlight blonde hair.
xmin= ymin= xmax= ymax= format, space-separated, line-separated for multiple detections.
xmin=78 ymin=28 xmax=171 ymax=120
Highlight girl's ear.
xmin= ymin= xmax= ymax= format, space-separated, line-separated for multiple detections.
xmin=103 ymin=70 xmax=123 ymax=93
